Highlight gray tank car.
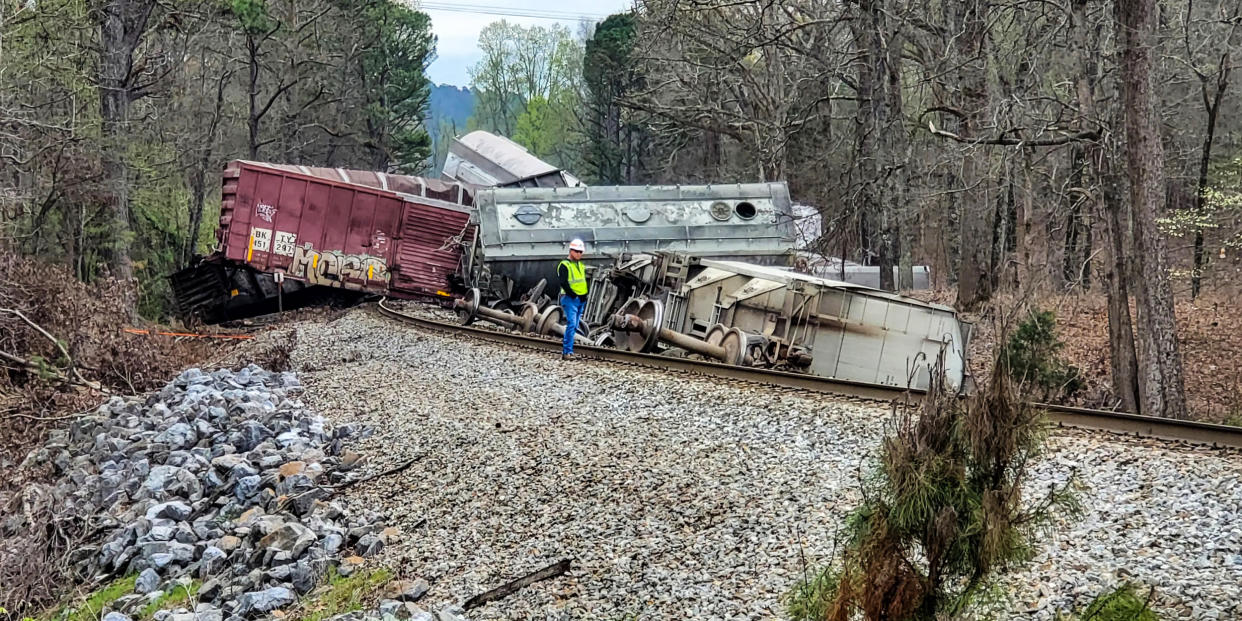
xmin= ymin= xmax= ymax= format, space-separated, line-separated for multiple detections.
xmin=459 ymin=183 xmax=799 ymax=300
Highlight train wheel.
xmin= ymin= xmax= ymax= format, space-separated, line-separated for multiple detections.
xmin=535 ymin=305 xmax=564 ymax=337
xmin=638 ymin=300 xmax=664 ymax=353
xmin=615 ymin=298 xmax=647 ymax=353
xmin=516 ymin=301 xmax=540 ymax=333
xmin=457 ymin=288 xmax=482 ymax=326
xmin=720 ymin=328 xmax=749 ymax=366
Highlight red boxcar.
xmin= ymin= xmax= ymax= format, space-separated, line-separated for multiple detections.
xmin=217 ymin=160 xmax=475 ymax=299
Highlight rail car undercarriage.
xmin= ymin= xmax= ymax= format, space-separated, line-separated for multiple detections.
xmin=451 ymin=252 xmax=967 ymax=392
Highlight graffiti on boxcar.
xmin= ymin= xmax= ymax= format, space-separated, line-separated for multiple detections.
xmin=256 ymin=202 xmax=277 ymax=223
xmin=288 ymin=243 xmax=390 ymax=287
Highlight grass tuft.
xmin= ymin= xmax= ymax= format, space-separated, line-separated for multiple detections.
xmin=1074 ymin=583 xmax=1160 ymax=621
xmin=786 ymin=566 xmax=840 ymax=621
xmin=137 ymin=580 xmax=200 ymax=619
xmin=45 ymin=574 xmax=138 ymax=621
xmin=291 ymin=566 xmax=393 ymax=621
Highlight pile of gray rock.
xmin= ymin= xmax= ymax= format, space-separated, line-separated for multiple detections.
xmin=9 ymin=365 xmax=394 ymax=620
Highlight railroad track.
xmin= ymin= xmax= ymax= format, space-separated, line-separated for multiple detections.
xmin=376 ymin=299 xmax=1242 ymax=449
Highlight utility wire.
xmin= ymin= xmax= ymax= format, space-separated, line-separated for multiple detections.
xmin=418 ymin=1 xmax=615 ymax=21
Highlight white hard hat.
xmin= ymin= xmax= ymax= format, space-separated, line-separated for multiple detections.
xmin=569 ymin=238 xmax=585 ymax=252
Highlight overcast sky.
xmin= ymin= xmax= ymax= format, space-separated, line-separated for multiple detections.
xmin=423 ymin=0 xmax=635 ymax=87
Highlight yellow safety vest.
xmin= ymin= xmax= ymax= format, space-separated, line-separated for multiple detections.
xmin=559 ymin=259 xmax=588 ymax=296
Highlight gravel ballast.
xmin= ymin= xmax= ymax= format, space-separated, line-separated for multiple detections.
xmin=288 ymin=308 xmax=1242 ymax=620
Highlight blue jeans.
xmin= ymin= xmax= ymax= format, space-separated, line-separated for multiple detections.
xmin=560 ymin=295 xmax=585 ymax=355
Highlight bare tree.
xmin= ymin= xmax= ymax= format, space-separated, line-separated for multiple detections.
xmin=1070 ymin=0 xmax=1140 ymax=412
xmin=850 ymin=0 xmax=908 ymax=291
xmin=944 ymin=0 xmax=993 ymax=309
xmin=1117 ymin=0 xmax=1188 ymax=419
xmin=97 ymin=0 xmax=162 ymax=282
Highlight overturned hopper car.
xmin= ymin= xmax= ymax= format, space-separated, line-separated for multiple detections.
xmin=461 ymin=251 xmax=967 ymax=392
xmin=602 ymin=254 xmax=967 ymax=391
xmin=442 ymin=130 xmax=582 ymax=188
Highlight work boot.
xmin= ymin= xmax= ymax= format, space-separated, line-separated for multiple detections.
xmin=561 ymin=353 xmax=576 ymax=361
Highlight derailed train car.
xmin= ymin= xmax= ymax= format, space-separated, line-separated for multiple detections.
xmin=461 ymin=182 xmax=798 ymax=300
xmin=171 ymin=161 xmax=474 ymax=322
xmin=595 ymin=254 xmax=965 ymax=391
xmin=173 ymin=132 xmax=968 ymax=392
xmin=459 ymin=251 xmax=966 ymax=392
xmin=442 ymin=130 xmax=582 ymax=188
xmin=171 ymin=156 xmax=797 ymax=321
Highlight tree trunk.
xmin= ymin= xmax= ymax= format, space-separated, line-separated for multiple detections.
xmin=185 ymin=71 xmax=229 ymax=265
xmin=1069 ymin=0 xmax=1139 ymax=412
xmin=1101 ymin=167 xmax=1142 ymax=413
xmin=99 ymin=0 xmax=138 ymax=283
xmin=950 ymin=0 xmax=992 ymax=310
xmin=1191 ymin=52 xmax=1230 ymax=299
xmin=248 ymin=33 xmax=261 ymax=159
xmin=1117 ymin=0 xmax=1188 ymax=419
xmin=853 ymin=0 xmax=905 ymax=292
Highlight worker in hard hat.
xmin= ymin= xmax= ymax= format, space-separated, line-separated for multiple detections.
xmin=557 ymin=238 xmax=589 ymax=360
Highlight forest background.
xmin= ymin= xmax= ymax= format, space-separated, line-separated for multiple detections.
xmin=2 ymin=0 xmax=1240 ymax=421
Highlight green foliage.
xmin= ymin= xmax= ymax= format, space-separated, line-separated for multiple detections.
xmin=4 ymin=0 xmax=443 ymax=327
xmin=137 ymin=580 xmax=200 ymax=619
xmin=357 ymin=0 xmax=436 ymax=171
xmin=1157 ymin=156 xmax=1242 ymax=255
xmin=512 ymin=95 xmax=580 ymax=168
xmin=293 ymin=566 xmax=393 ymax=621
xmin=128 ymin=142 xmax=194 ymax=319
xmin=33 ymin=577 xmax=202 ymax=621
xmin=1061 ymin=584 xmax=1160 ymax=621
xmin=467 ymin=20 xmax=583 ymax=170
xmin=53 ymin=574 xmax=138 ymax=621
xmin=231 ymin=0 xmax=274 ymax=33
xmin=788 ymin=353 xmax=1078 ymax=620
xmin=1001 ymin=310 xmax=1082 ymax=399
xmin=786 ymin=566 xmax=840 ymax=621
xmin=581 ymin=12 xmax=642 ymax=183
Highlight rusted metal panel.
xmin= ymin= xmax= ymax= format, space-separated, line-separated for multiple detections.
xmin=391 ymin=202 xmax=475 ymax=296
xmin=217 ymin=160 xmax=474 ymax=298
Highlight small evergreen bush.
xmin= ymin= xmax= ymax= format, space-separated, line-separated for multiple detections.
xmin=787 ymin=346 xmax=1080 ymax=620
xmin=1002 ymin=310 xmax=1082 ymax=400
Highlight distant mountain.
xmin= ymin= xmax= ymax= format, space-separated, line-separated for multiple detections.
xmin=427 ymin=84 xmax=474 ymax=173
xmin=428 ymin=84 xmax=473 ymax=133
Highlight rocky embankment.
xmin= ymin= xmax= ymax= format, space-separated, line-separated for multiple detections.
xmin=8 ymin=365 xmax=457 ymax=620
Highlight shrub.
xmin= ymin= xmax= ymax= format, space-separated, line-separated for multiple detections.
xmin=788 ymin=348 xmax=1080 ymax=621
xmin=1001 ymin=310 xmax=1082 ymax=400
xmin=1062 ymin=583 xmax=1160 ymax=621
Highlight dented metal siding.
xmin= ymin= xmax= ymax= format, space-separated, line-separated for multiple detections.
xmin=391 ymin=204 xmax=475 ymax=296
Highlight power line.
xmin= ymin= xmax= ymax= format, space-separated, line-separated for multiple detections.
xmin=418 ymin=1 xmax=615 ymax=21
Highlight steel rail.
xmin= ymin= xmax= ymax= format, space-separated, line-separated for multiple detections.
xmin=376 ymin=300 xmax=1242 ymax=449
